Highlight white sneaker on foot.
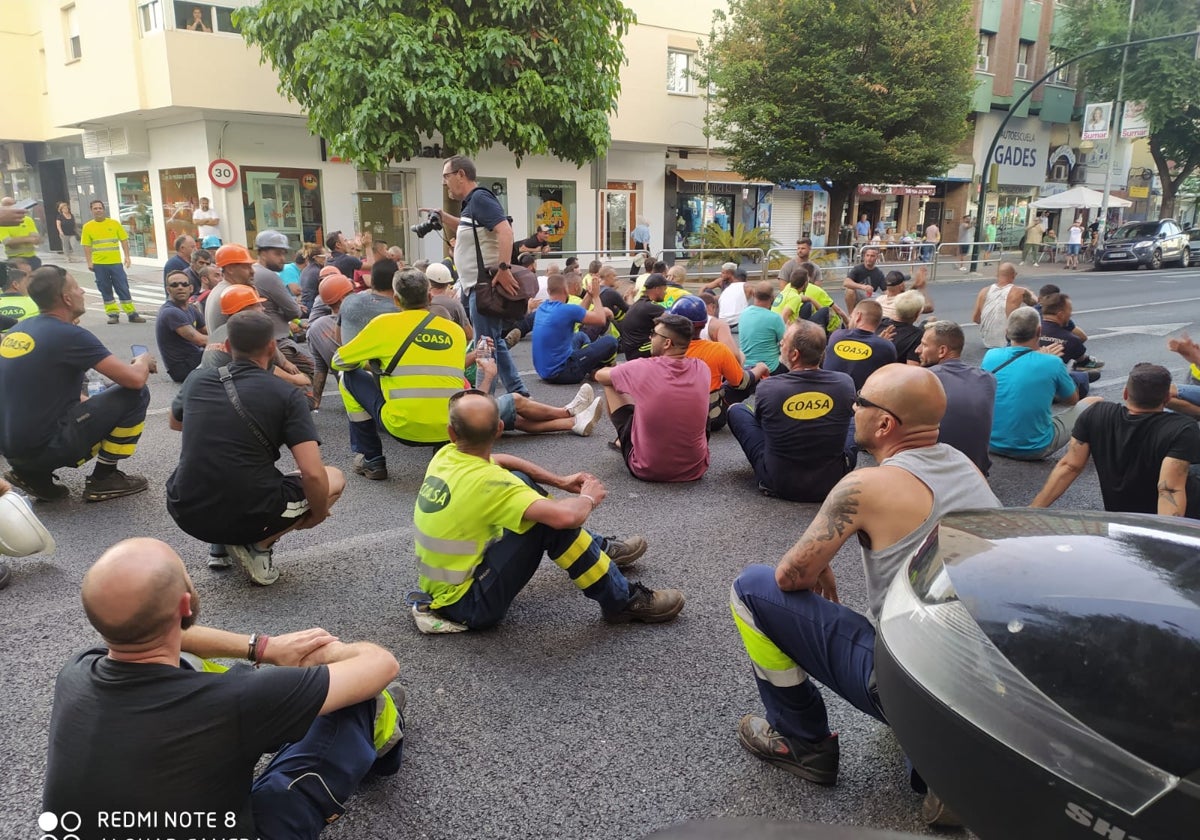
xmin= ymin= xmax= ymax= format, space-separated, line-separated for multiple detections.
xmin=564 ymin=383 xmax=595 ymax=416
xmin=572 ymin=397 xmax=603 ymax=436
xmin=227 ymin=543 xmax=280 ymax=585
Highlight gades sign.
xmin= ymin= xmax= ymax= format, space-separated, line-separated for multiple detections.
xmin=988 ymin=116 xmax=1045 ymax=187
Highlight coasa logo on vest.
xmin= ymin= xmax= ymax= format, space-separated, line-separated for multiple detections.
xmin=414 ymin=327 xmax=452 ymax=350
xmin=782 ymin=391 xmax=833 ymax=420
xmin=0 ymin=332 xmax=34 ymax=358
xmin=833 ymin=340 xmax=872 ymax=361
xmin=417 ymin=476 xmax=451 ymax=512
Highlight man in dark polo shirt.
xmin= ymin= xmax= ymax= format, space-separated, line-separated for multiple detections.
xmin=166 ymin=311 xmax=344 ymax=585
xmin=821 ymin=298 xmax=897 ymax=390
xmin=728 ymin=320 xmax=856 ymax=501
xmin=918 ymin=320 xmax=995 ymax=476
xmin=1038 ymin=292 xmax=1101 ymax=397
xmin=155 ymin=270 xmax=207 ymax=382
xmin=513 ymin=224 xmax=552 ymax=261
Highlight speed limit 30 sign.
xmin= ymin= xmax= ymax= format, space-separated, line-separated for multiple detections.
xmin=208 ymin=159 xmax=238 ymax=189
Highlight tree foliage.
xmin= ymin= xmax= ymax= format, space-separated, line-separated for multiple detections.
xmin=703 ymin=0 xmax=976 ymax=227
xmin=1058 ymin=0 xmax=1200 ymax=217
xmin=237 ymin=0 xmax=636 ymax=171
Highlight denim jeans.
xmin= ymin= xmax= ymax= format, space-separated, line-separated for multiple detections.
xmin=468 ymin=288 xmax=528 ymax=396
xmin=341 ymin=368 xmax=390 ymax=462
xmin=251 ymin=697 xmax=394 ymax=839
xmin=436 ymin=472 xmax=630 ymax=629
xmin=543 ymin=335 xmax=618 ymax=384
xmin=732 ymin=564 xmax=884 ymax=744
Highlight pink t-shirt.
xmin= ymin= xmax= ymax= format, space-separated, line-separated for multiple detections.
xmin=610 ymin=355 xmax=710 ymax=482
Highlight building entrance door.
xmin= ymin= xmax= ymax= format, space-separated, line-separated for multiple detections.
xmin=600 ymin=182 xmax=636 ymax=254
xmin=249 ymin=174 xmax=302 ymax=244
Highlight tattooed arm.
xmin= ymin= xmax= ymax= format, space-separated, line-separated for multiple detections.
xmin=1157 ymin=457 xmax=1190 ymax=516
xmin=1030 ymin=438 xmax=1090 ymax=509
xmin=775 ymin=476 xmax=867 ymax=596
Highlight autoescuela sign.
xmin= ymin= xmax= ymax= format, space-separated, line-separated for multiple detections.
xmin=988 ymin=115 xmax=1044 ymax=187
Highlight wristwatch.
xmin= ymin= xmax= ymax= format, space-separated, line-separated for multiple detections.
xmin=497 ymin=262 xmax=511 ymax=271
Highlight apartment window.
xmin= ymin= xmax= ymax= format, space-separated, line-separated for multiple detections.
xmin=1048 ymin=50 xmax=1072 ymax=85
xmin=1015 ymin=41 xmax=1033 ymax=80
xmin=139 ymin=0 xmax=164 ymax=34
xmin=976 ymin=33 xmax=994 ymax=72
xmin=667 ymin=50 xmax=694 ymax=94
xmin=62 ymin=4 xmax=81 ymax=61
xmin=175 ymin=3 xmax=240 ymax=34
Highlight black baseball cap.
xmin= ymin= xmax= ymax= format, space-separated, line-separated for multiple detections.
xmin=643 ymin=274 xmax=668 ymax=290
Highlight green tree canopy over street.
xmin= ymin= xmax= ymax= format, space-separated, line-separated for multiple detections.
xmin=703 ymin=0 xmax=976 ymax=230
xmin=1058 ymin=0 xmax=1200 ymax=217
xmin=237 ymin=0 xmax=636 ymax=171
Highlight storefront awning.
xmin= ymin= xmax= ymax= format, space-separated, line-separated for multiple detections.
xmin=857 ymin=184 xmax=937 ymax=197
xmin=777 ymin=180 xmax=826 ymax=192
xmin=671 ymin=169 xmax=774 ymax=187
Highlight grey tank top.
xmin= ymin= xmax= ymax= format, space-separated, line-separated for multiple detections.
xmin=861 ymin=444 xmax=1001 ymax=620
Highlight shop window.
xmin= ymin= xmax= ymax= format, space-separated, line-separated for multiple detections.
xmin=138 ymin=0 xmax=164 ymax=34
xmin=62 ymin=5 xmax=81 ymax=61
xmin=158 ymin=167 xmax=200 ymax=245
xmin=241 ymin=166 xmax=324 ymax=246
xmin=667 ymin=50 xmax=694 ymax=94
xmin=676 ymin=193 xmax=733 ymax=249
xmin=526 ymin=180 xmax=576 ymax=254
xmin=115 ymin=171 xmax=159 ymax=259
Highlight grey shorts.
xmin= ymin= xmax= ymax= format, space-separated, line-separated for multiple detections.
xmin=497 ymin=393 xmax=517 ymax=431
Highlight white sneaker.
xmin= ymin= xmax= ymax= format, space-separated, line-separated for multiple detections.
xmin=227 ymin=543 xmax=280 ymax=585
xmin=572 ymin=397 xmax=603 ymax=436
xmin=564 ymin=383 xmax=595 ymax=416
xmin=1033 ymin=262 xmax=1039 ymax=266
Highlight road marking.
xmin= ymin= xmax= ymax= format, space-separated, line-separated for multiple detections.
xmin=1087 ymin=322 xmax=1193 ymax=339
xmin=1073 ymin=296 xmax=1200 ymax=316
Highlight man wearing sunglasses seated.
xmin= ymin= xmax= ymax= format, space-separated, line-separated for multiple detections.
xmin=729 ymin=364 xmax=999 ymax=826
xmin=157 ymin=270 xmax=208 ymax=383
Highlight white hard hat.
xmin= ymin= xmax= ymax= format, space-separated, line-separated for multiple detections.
xmin=0 ymin=491 xmax=56 ymax=557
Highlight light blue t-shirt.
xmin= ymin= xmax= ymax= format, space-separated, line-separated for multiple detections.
xmin=984 ymin=346 xmax=1077 ymax=455
xmin=280 ymin=262 xmax=302 ymax=289
xmin=532 ymin=299 xmax=587 ymax=378
xmin=738 ymin=305 xmax=786 ymax=368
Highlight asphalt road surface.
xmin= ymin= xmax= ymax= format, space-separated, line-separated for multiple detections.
xmin=3 ymin=258 xmax=1197 ymax=839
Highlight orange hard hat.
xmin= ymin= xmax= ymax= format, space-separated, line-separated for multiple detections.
xmin=318 ymin=265 xmax=343 ymax=279
xmin=318 ymin=274 xmax=354 ymax=306
xmin=214 ymin=243 xmax=253 ymax=267
xmin=220 ymin=284 xmax=268 ymax=315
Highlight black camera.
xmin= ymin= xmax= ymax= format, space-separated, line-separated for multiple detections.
xmin=411 ymin=211 xmax=443 ymax=238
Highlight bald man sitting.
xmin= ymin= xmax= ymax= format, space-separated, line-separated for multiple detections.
xmin=412 ymin=391 xmax=684 ymax=629
xmin=730 ymin=365 xmax=999 ymax=826
xmin=43 ymin=538 xmax=406 ymax=839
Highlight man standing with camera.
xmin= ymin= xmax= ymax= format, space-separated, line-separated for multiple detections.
xmin=425 ymin=155 xmax=529 ymax=397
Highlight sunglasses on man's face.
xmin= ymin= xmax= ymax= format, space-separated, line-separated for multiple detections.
xmin=168 ymin=281 xmax=192 ymax=288
xmin=853 ymin=393 xmax=903 ymax=425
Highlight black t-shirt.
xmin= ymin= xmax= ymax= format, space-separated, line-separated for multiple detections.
xmin=43 ymin=649 xmax=328 ymax=839
xmin=512 ymin=235 xmax=550 ymax=262
xmin=0 ymin=314 xmax=110 ymax=454
xmin=847 ymin=264 xmax=886 ymax=293
xmin=618 ymin=298 xmax=665 ymax=357
xmin=1073 ymin=402 xmax=1200 ymax=516
xmin=167 ymin=361 xmax=319 ymax=538
xmin=878 ymin=319 xmax=923 ymax=363
xmin=753 ymin=368 xmax=855 ymax=501
xmin=1039 ymin=319 xmax=1086 ymax=365
xmin=599 ymin=286 xmax=629 ymax=321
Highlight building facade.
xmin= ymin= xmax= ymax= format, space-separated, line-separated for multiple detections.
xmin=5 ymin=0 xmax=759 ymax=268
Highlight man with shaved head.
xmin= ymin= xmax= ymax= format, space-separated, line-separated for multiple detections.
xmin=411 ymin=390 xmax=684 ymax=629
xmin=730 ymin=365 xmax=999 ymax=826
xmin=44 ymin=538 xmax=407 ymax=838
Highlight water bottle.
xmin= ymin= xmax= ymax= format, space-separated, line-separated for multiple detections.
xmin=84 ymin=370 xmax=106 ymax=398
xmin=474 ymin=336 xmax=493 ymax=389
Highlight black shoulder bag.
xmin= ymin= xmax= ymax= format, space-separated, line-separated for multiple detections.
xmin=218 ymin=365 xmax=277 ymax=456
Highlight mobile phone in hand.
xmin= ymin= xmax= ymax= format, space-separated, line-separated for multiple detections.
xmin=131 ymin=344 xmax=148 ymax=357
xmin=15 ymin=198 xmax=39 ymax=210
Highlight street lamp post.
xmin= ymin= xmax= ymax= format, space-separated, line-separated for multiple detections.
xmin=1097 ymin=0 xmax=1138 ymax=243
xmin=971 ymin=28 xmax=1200 ymax=270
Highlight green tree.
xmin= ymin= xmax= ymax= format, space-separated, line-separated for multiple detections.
xmin=1059 ymin=0 xmax=1200 ymax=218
xmin=703 ymin=0 xmax=976 ymax=232
xmin=236 ymin=0 xmax=636 ymax=171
